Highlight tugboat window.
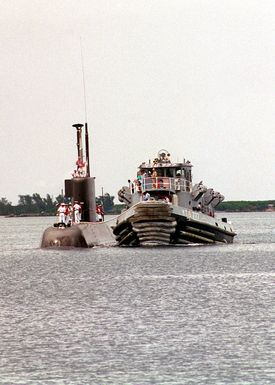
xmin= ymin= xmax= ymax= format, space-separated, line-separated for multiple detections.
xmin=166 ymin=168 xmax=174 ymax=177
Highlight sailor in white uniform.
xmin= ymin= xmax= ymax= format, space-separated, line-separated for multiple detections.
xmin=73 ymin=201 xmax=82 ymax=224
xmin=57 ymin=203 xmax=66 ymax=224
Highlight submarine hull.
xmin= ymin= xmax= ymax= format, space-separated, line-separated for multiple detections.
xmin=41 ymin=221 xmax=116 ymax=248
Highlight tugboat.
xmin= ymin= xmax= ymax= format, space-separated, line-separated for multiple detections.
xmin=113 ymin=149 xmax=236 ymax=246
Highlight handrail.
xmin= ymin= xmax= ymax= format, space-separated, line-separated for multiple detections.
xmin=138 ymin=177 xmax=191 ymax=193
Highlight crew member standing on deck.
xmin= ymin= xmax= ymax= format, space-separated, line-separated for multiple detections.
xmin=65 ymin=204 xmax=73 ymax=226
xmin=98 ymin=204 xmax=104 ymax=221
xmin=152 ymin=168 xmax=158 ymax=188
xmin=57 ymin=203 xmax=66 ymax=224
xmin=76 ymin=158 xmax=86 ymax=177
xmin=128 ymin=179 xmax=135 ymax=194
xmin=73 ymin=201 xmax=82 ymax=224
xmin=96 ymin=204 xmax=103 ymax=222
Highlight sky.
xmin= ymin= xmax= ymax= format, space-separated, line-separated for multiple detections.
xmin=0 ymin=0 xmax=274 ymax=204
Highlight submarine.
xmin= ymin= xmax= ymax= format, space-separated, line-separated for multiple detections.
xmin=41 ymin=123 xmax=116 ymax=248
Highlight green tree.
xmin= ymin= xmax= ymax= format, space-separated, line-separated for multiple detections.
xmin=43 ymin=194 xmax=56 ymax=214
xmin=32 ymin=193 xmax=46 ymax=213
xmin=17 ymin=194 xmax=35 ymax=214
xmin=55 ymin=194 xmax=64 ymax=205
xmin=0 ymin=197 xmax=12 ymax=215
xmin=100 ymin=193 xmax=114 ymax=212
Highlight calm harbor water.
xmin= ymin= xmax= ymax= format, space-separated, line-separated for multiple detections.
xmin=0 ymin=212 xmax=274 ymax=385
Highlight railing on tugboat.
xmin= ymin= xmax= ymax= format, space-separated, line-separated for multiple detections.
xmin=140 ymin=177 xmax=191 ymax=193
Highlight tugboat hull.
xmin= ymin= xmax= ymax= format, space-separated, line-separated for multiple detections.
xmin=113 ymin=202 xmax=236 ymax=246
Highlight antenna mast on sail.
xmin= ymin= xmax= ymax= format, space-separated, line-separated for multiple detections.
xmin=80 ymin=37 xmax=90 ymax=177
xmin=80 ymin=37 xmax=88 ymax=123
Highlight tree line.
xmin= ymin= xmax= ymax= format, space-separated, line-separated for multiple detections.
xmin=216 ymin=200 xmax=275 ymax=212
xmin=0 ymin=193 xmax=116 ymax=216
xmin=1 ymin=195 xmax=274 ymax=216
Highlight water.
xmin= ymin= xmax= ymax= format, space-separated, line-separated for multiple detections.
xmin=0 ymin=213 xmax=274 ymax=385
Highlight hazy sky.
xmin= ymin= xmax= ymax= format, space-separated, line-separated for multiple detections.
xmin=1 ymin=0 xmax=274 ymax=204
